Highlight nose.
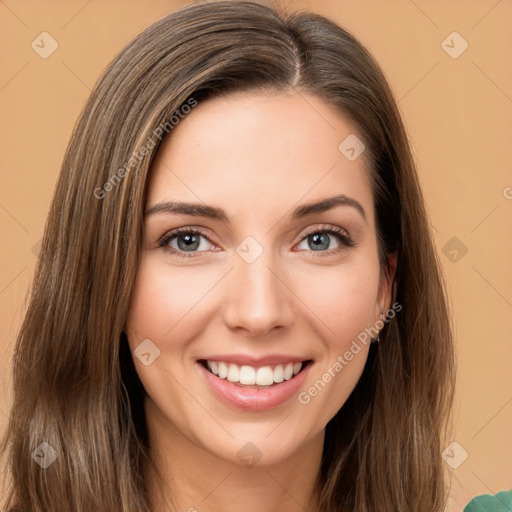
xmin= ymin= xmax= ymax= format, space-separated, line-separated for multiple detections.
xmin=222 ymin=250 xmax=294 ymax=337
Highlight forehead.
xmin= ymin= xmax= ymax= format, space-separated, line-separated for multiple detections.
xmin=146 ymin=91 xmax=374 ymax=226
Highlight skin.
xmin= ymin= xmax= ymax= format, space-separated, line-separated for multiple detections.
xmin=125 ymin=90 xmax=397 ymax=512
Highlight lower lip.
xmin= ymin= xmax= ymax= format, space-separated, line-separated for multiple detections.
xmin=197 ymin=361 xmax=312 ymax=412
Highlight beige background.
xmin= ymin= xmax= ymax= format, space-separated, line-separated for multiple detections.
xmin=1 ymin=0 xmax=511 ymax=509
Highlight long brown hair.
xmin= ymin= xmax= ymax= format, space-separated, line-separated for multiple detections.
xmin=1 ymin=1 xmax=455 ymax=510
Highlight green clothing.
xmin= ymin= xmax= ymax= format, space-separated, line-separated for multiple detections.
xmin=463 ymin=490 xmax=512 ymax=512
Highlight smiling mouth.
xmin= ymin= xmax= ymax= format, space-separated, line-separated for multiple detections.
xmin=198 ymin=359 xmax=313 ymax=388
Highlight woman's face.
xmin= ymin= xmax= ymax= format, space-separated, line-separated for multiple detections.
xmin=126 ymin=90 xmax=395 ymax=466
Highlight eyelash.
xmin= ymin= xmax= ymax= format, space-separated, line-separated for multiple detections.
xmin=158 ymin=224 xmax=355 ymax=259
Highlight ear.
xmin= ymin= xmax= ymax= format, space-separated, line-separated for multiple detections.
xmin=374 ymin=251 xmax=398 ymax=322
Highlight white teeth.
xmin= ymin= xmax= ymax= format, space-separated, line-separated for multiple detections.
xmin=204 ymin=360 xmax=304 ymax=385
xmin=283 ymin=363 xmax=294 ymax=380
xmin=256 ymin=366 xmax=274 ymax=386
xmin=227 ymin=363 xmax=239 ymax=382
xmin=207 ymin=360 xmax=219 ymax=375
xmin=239 ymin=365 xmax=256 ymax=385
xmin=273 ymin=364 xmax=284 ymax=383
xmin=218 ymin=362 xmax=228 ymax=379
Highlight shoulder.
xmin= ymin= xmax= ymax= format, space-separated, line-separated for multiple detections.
xmin=463 ymin=489 xmax=512 ymax=512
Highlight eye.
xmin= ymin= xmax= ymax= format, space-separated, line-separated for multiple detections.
xmin=158 ymin=227 xmax=215 ymax=258
xmin=295 ymin=224 xmax=355 ymax=256
xmin=158 ymin=224 xmax=355 ymax=259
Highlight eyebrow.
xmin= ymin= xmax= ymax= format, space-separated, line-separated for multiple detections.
xmin=145 ymin=194 xmax=367 ymax=224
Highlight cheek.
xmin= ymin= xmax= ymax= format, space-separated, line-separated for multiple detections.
xmin=125 ymin=257 xmax=212 ymax=346
xmin=124 ymin=258 xmax=208 ymax=407
xmin=292 ymin=261 xmax=379 ymax=427
xmin=292 ymin=257 xmax=381 ymax=345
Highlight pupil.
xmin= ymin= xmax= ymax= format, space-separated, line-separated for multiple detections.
xmin=178 ymin=234 xmax=199 ymax=251
xmin=310 ymin=233 xmax=329 ymax=251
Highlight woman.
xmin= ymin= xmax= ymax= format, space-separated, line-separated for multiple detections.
xmin=1 ymin=1 xmax=458 ymax=511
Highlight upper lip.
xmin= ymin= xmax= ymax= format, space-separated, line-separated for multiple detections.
xmin=198 ymin=354 xmax=312 ymax=367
